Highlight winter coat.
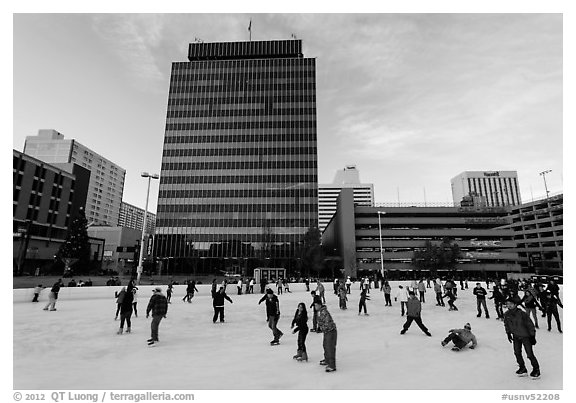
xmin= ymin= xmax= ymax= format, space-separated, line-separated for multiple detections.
xmin=115 ymin=289 xmax=126 ymax=304
xmin=317 ymin=305 xmax=336 ymax=333
xmin=316 ymin=283 xmax=325 ymax=294
xmin=259 ymin=294 xmax=280 ymax=317
xmin=448 ymin=328 xmax=478 ymax=347
xmin=504 ymin=307 xmax=536 ymax=338
xmin=291 ymin=309 xmax=308 ymax=332
xmin=51 ymin=282 xmax=61 ymax=299
xmin=359 ymin=289 xmax=370 ymax=303
xmin=434 ymin=283 xmax=442 ymax=293
xmin=473 ymin=286 xmax=488 ymax=299
xmin=384 ymin=285 xmax=392 ymax=294
xmin=213 ymin=291 xmax=232 ymax=307
xmin=120 ymin=290 xmax=134 ymax=313
xmin=489 ymin=287 xmax=505 ymax=302
xmin=146 ymin=293 xmax=168 ymax=317
xmin=406 ymin=296 xmax=422 ymax=317
xmin=417 ymin=282 xmax=426 ymax=292
xmin=521 ymin=290 xmax=542 ymax=309
xmin=310 ymin=294 xmax=322 ymax=308
xmin=395 ymin=287 xmax=409 ymax=302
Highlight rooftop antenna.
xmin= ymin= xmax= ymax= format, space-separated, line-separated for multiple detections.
xmin=291 ymin=33 xmax=298 ymax=39
xmin=248 ymin=19 xmax=252 ymax=41
xmin=194 ymin=37 xmax=203 ymax=43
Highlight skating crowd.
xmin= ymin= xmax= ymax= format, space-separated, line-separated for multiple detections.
xmin=35 ymin=274 xmax=562 ymax=378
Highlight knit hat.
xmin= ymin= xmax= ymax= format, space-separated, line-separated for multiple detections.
xmin=153 ymin=287 xmax=162 ymax=293
xmin=464 ymin=323 xmax=471 ymax=330
xmin=266 ymin=289 xmax=274 ymax=294
xmin=506 ymin=296 xmax=521 ymax=305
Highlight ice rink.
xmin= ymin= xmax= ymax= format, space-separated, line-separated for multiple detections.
xmin=13 ymin=281 xmax=564 ymax=391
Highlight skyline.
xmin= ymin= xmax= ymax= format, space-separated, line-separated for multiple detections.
xmin=13 ymin=13 xmax=563 ymax=214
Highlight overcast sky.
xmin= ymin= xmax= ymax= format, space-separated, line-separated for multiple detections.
xmin=12 ymin=13 xmax=564 ymax=213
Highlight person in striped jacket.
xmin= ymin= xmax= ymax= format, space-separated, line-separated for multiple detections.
xmin=314 ymin=302 xmax=337 ymax=372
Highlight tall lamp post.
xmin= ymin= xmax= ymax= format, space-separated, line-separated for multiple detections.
xmin=539 ymin=170 xmax=552 ymax=199
xmin=377 ymin=211 xmax=386 ymax=280
xmin=137 ymin=172 xmax=159 ymax=285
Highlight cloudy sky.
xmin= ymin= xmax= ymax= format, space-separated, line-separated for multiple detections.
xmin=12 ymin=13 xmax=564 ymax=213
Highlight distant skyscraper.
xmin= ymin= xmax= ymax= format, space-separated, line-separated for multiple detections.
xmin=451 ymin=171 xmax=521 ymax=207
xmin=155 ymin=40 xmax=318 ymax=274
xmin=23 ymin=129 xmax=126 ymax=226
xmin=319 ymin=165 xmax=374 ymax=232
xmin=118 ymin=201 xmax=156 ymax=235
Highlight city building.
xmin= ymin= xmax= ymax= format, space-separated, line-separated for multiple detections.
xmin=318 ymin=165 xmax=374 ymax=232
xmin=23 ymin=129 xmax=126 ymax=226
xmin=13 ymin=149 xmax=103 ymax=274
xmin=451 ymin=171 xmax=521 ymax=207
xmin=87 ymin=226 xmax=143 ymax=275
xmin=118 ymin=201 xmax=156 ymax=235
xmin=322 ymin=188 xmax=520 ymax=279
xmin=155 ymin=39 xmax=318 ymax=276
xmin=498 ymin=193 xmax=563 ymax=274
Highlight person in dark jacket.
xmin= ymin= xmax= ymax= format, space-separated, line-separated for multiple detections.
xmin=542 ymin=289 xmax=563 ymax=333
xmin=520 ymin=288 xmax=543 ymax=329
xmin=473 ymin=282 xmax=490 ymax=318
xmin=146 ymin=287 xmax=168 ymax=347
xmin=503 ymin=296 xmax=540 ymax=379
xmin=117 ymin=283 xmax=134 ymax=334
xmin=43 ymin=279 xmax=63 ymax=311
xmin=400 ymin=291 xmax=432 ymax=336
xmin=315 ymin=302 xmax=337 ymax=372
xmin=442 ymin=287 xmax=458 ymax=311
xmin=291 ymin=302 xmax=309 ymax=361
xmin=309 ymin=291 xmax=322 ymax=332
xmin=212 ymin=286 xmax=233 ymax=323
xmin=258 ymin=289 xmax=284 ymax=345
xmin=358 ymin=288 xmax=370 ymax=315
xmin=489 ymin=285 xmax=506 ymax=320
xmin=260 ymin=277 xmax=268 ymax=294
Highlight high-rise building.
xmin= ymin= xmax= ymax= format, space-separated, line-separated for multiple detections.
xmin=23 ymin=129 xmax=126 ymax=226
xmin=451 ymin=171 xmax=521 ymax=207
xmin=155 ymin=40 xmax=318 ymax=275
xmin=118 ymin=201 xmax=156 ymax=235
xmin=319 ymin=165 xmax=374 ymax=232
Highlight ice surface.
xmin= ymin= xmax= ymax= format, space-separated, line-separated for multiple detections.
xmin=13 ymin=282 xmax=564 ymax=391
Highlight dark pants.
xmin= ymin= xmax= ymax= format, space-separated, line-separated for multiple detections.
xmin=306 ymin=284 xmax=310 ymax=291
xmin=32 ymin=293 xmax=39 ymax=302
xmin=167 ymin=292 xmax=172 ymax=303
xmin=384 ymin=293 xmax=392 ymax=306
xmin=400 ymin=301 xmax=407 ymax=316
xmin=359 ymin=300 xmax=367 ymax=314
xmin=115 ymin=303 xmax=121 ymax=318
xmin=213 ymin=306 xmax=225 ymax=322
xmin=513 ymin=336 xmax=539 ymax=371
xmin=477 ymin=298 xmax=489 ymax=317
xmin=268 ymin=315 xmax=283 ymax=341
xmin=447 ymin=298 xmax=457 ymax=310
xmin=237 ymin=286 xmax=242 ymax=295
xmin=443 ymin=332 xmax=467 ymax=349
xmin=322 ymin=329 xmax=337 ymax=369
xmin=419 ymin=291 xmax=425 ymax=303
xmin=312 ymin=308 xmax=318 ymax=330
xmin=297 ymin=327 xmax=308 ymax=353
xmin=546 ymin=306 xmax=562 ymax=331
xmin=260 ymin=284 xmax=265 ymax=293
xmin=495 ymin=301 xmax=504 ymax=319
xmin=346 ymin=284 xmax=351 ymax=294
xmin=133 ymin=302 xmax=138 ymax=317
xmin=402 ymin=316 xmax=429 ymax=334
xmin=120 ymin=310 xmax=132 ymax=329
xmin=150 ymin=315 xmax=163 ymax=341
xmin=436 ymin=292 xmax=444 ymax=306
xmin=526 ymin=307 xmax=539 ymax=327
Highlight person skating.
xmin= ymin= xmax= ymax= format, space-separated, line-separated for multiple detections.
xmin=291 ymin=302 xmax=309 ymax=362
xmin=345 ymin=276 xmax=352 ymax=294
xmin=473 ymin=282 xmax=490 ymax=318
xmin=258 ymin=289 xmax=284 ymax=345
xmin=276 ymin=278 xmax=283 ymax=295
xmin=383 ymin=281 xmax=392 ymax=306
xmin=358 ymin=288 xmax=370 ymax=315
xmin=441 ymin=323 xmax=477 ymax=351
xmin=315 ymin=280 xmax=326 ymax=304
xmin=166 ymin=282 xmax=173 ymax=303
xmin=503 ymin=296 xmax=540 ymax=379
xmin=434 ymin=280 xmax=445 ymax=306
xmin=32 ymin=284 xmax=45 ymax=302
xmin=237 ymin=278 xmax=243 ymax=295
xmin=114 ymin=287 xmax=127 ymax=320
xmin=314 ymin=301 xmax=337 ymax=372
xmin=249 ymin=278 xmax=255 ymax=294
xmin=131 ymin=283 xmax=139 ymax=317
xmin=146 ymin=287 xmax=168 ymax=347
xmin=417 ymin=279 xmax=426 ymax=303
xmin=212 ymin=286 xmax=233 ymax=323
xmin=184 ymin=280 xmax=199 ymax=302
xmin=260 ymin=277 xmax=268 ymax=294
xmin=395 ymin=284 xmax=410 ymax=316
xmin=211 ymin=279 xmax=218 ymax=297
xmin=309 ymin=291 xmax=322 ymax=332
xmin=442 ymin=287 xmax=458 ymax=311
xmin=542 ymin=289 xmax=563 ymax=333
xmin=283 ymin=278 xmax=292 ymax=293
xmin=117 ymin=282 xmax=134 ymax=334
xmin=43 ymin=279 xmax=63 ymax=311
xmin=400 ymin=291 xmax=432 ymax=336
xmin=489 ymin=284 xmax=505 ymax=320
xmin=338 ymin=285 xmax=348 ymax=310
xmin=305 ymin=278 xmax=310 ymax=292
xmin=521 ymin=288 xmax=543 ymax=329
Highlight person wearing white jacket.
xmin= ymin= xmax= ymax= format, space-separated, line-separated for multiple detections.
xmin=395 ymin=285 xmax=410 ymax=316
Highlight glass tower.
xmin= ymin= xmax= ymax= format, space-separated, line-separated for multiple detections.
xmin=155 ymin=40 xmax=318 ymax=276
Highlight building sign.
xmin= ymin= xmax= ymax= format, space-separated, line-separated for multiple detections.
xmin=483 ymin=171 xmax=500 ymax=177
xmin=470 ymin=240 xmax=501 ymax=247
xmin=463 ymin=217 xmax=508 ymax=225
xmin=465 ymin=252 xmax=501 ymax=259
xmin=103 ymin=250 xmax=113 ymax=257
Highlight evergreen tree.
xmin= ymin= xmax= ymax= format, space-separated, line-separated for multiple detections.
xmin=301 ymin=225 xmax=324 ymax=278
xmin=57 ymin=208 xmax=91 ymax=273
xmin=412 ymin=237 xmax=461 ymax=276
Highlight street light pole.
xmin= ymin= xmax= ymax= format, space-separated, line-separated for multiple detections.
xmin=539 ymin=170 xmax=552 ymax=199
xmin=137 ymin=172 xmax=159 ymax=285
xmin=377 ymin=211 xmax=386 ymax=280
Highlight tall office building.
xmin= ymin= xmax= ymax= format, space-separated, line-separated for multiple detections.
xmin=451 ymin=171 xmax=521 ymax=207
xmin=319 ymin=165 xmax=374 ymax=232
xmin=23 ymin=129 xmax=126 ymax=226
xmin=155 ymin=40 xmax=318 ymax=275
xmin=118 ymin=201 xmax=156 ymax=235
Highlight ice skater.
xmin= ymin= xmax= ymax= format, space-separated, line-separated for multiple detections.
xmin=146 ymin=287 xmax=168 ymax=347
xmin=417 ymin=279 xmax=426 ymax=303
xmin=309 ymin=290 xmax=322 ymax=332
xmin=291 ymin=302 xmax=309 ymax=362
xmin=489 ymin=284 xmax=505 ymax=320
xmin=473 ymin=282 xmax=490 ymax=318
xmin=442 ymin=287 xmax=458 ymax=311
xmin=212 ymin=286 xmax=233 ymax=323
xmin=504 ymin=296 xmax=540 ymax=379
xmin=395 ymin=284 xmax=409 ymax=316
xmin=114 ymin=287 xmax=127 ymax=320
xmin=543 ymin=289 xmax=563 ymax=333
xmin=166 ymin=282 xmax=173 ymax=303
xmin=43 ymin=279 xmax=63 ymax=311
xmin=521 ymin=288 xmax=543 ymax=329
xmin=315 ymin=280 xmax=326 ymax=304
xmin=358 ymin=287 xmax=370 ymax=315
xmin=132 ymin=284 xmax=139 ymax=317
xmin=338 ymin=285 xmax=348 ymax=310
xmin=383 ymin=281 xmax=392 ymax=306
xmin=441 ymin=323 xmax=477 ymax=351
xmin=117 ymin=283 xmax=134 ymax=334
xmin=258 ymin=289 xmax=284 ymax=345
xmin=434 ymin=280 xmax=445 ymax=306
xmin=314 ymin=301 xmax=337 ymax=372
xmin=400 ymin=291 xmax=432 ymax=337
xmin=32 ymin=284 xmax=45 ymax=302
xmin=184 ymin=280 xmax=199 ymax=302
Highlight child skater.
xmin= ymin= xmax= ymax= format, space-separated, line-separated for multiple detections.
xmin=359 ymin=287 xmax=370 ymax=315
xmin=291 ymin=302 xmax=309 ymax=362
xmin=338 ymin=285 xmax=348 ymax=310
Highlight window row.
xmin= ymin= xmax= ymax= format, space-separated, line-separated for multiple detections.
xmin=169 ymin=81 xmax=315 ymax=93
xmin=162 ymin=146 xmax=317 ymax=158
xmin=165 ymin=120 xmax=316 ymax=131
xmin=166 ymin=107 xmax=316 ymax=119
xmin=161 ymin=160 xmax=317 ymax=171
xmin=156 ymin=218 xmax=314 ymax=227
xmin=170 ymin=69 xmax=315 ymax=81
xmin=174 ymin=57 xmax=314 ymax=71
xmin=159 ymin=174 xmax=317 ymax=185
xmin=168 ymin=94 xmax=313 ymax=106
xmin=157 ymin=203 xmax=317 ymax=213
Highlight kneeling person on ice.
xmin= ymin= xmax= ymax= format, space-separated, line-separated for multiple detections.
xmin=441 ymin=323 xmax=477 ymax=351
xmin=146 ymin=287 xmax=168 ymax=347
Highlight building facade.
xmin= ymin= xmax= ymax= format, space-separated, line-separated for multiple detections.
xmin=118 ymin=201 xmax=156 ymax=235
xmin=451 ymin=171 xmax=521 ymax=207
xmin=155 ymin=39 xmax=318 ymax=275
xmin=87 ymin=226 xmax=143 ymax=275
xmin=23 ymin=129 xmax=126 ymax=226
xmin=13 ymin=150 xmax=100 ymax=274
xmin=322 ymin=188 xmax=520 ymax=279
xmin=318 ymin=165 xmax=374 ymax=232
xmin=498 ymin=193 xmax=563 ymax=274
